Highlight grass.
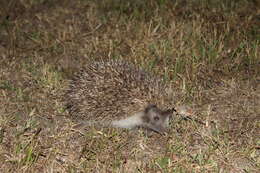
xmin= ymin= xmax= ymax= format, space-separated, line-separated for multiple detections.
xmin=0 ymin=0 xmax=259 ymax=172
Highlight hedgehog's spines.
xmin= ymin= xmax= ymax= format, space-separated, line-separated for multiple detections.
xmin=65 ymin=59 xmax=173 ymax=133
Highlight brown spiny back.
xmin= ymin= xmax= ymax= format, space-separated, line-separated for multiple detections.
xmin=64 ymin=59 xmax=172 ymax=122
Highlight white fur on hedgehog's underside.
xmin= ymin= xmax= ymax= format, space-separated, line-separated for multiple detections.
xmin=76 ymin=112 xmax=144 ymax=129
xmin=111 ymin=112 xmax=144 ymax=129
xmin=75 ymin=111 xmax=170 ymax=133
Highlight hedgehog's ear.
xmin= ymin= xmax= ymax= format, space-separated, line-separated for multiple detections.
xmin=144 ymin=104 xmax=157 ymax=113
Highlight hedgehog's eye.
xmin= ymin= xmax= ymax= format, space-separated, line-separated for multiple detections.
xmin=154 ymin=116 xmax=160 ymax=121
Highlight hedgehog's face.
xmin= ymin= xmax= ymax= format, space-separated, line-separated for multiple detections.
xmin=142 ymin=104 xmax=172 ymax=134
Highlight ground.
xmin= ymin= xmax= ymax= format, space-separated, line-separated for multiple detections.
xmin=0 ymin=0 xmax=259 ymax=172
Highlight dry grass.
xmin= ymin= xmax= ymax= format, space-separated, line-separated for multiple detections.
xmin=0 ymin=0 xmax=259 ymax=172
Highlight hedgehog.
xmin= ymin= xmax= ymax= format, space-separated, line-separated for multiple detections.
xmin=65 ymin=59 xmax=175 ymax=134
